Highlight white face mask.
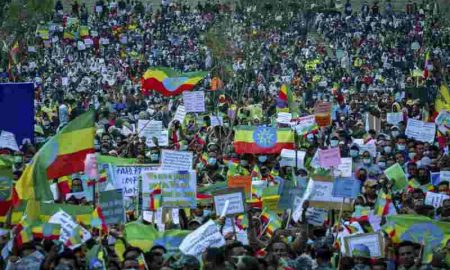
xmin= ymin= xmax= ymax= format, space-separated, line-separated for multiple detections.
xmin=378 ymin=162 xmax=386 ymax=168
xmin=384 ymin=146 xmax=392 ymax=153
xmin=330 ymin=140 xmax=339 ymax=147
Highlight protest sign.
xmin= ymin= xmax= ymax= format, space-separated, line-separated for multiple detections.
xmin=405 ymin=119 xmax=436 ymax=143
xmin=425 ymin=192 xmax=450 ymax=208
xmin=344 ymin=232 xmax=384 ymax=258
xmin=228 ymin=175 xmax=252 ymax=194
xmin=111 ymin=165 xmax=158 ymax=197
xmin=48 ymin=210 xmax=91 ymax=249
xmin=213 ymin=188 xmax=245 ymax=216
xmin=435 ymin=110 xmax=450 ymax=134
xmin=279 ymin=149 xmax=306 ymax=169
xmin=308 ymin=178 xmax=352 ymax=210
xmin=384 ymin=163 xmax=408 ymax=191
xmin=318 ymin=148 xmax=341 ymax=168
xmin=183 ymin=91 xmax=205 ymax=112
xmin=276 ymin=112 xmax=292 ymax=124
xmin=210 ymin=115 xmax=223 ymax=126
xmin=332 ymin=178 xmax=361 ymax=199
xmin=314 ymin=102 xmax=332 ymax=127
xmin=305 ymin=208 xmax=328 ymax=226
xmin=387 ymin=112 xmax=403 ymax=125
xmin=333 ymin=157 xmax=352 ymax=178
xmin=278 ymin=177 xmax=307 ymax=210
xmin=179 ymin=220 xmax=225 ymax=257
xmin=173 ymin=105 xmax=186 ymax=124
xmin=160 ymin=150 xmax=193 ymax=171
xmin=262 ymin=195 xmax=280 ymax=211
xmin=0 ymin=131 xmax=19 ymax=151
xmin=138 ymin=120 xmax=168 ymax=147
xmin=291 ymin=115 xmax=317 ymax=135
xmin=99 ymin=189 xmax=125 ymax=225
xmin=158 ymin=171 xmax=197 ymax=208
xmin=440 ymin=171 xmax=450 ymax=182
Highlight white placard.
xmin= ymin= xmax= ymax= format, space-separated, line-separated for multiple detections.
xmin=386 ymin=112 xmax=403 ymax=125
xmin=112 ymin=165 xmax=158 ymax=197
xmin=405 ymin=119 xmax=436 ymax=143
xmin=183 ymin=91 xmax=205 ymax=113
xmin=173 ymin=105 xmax=186 ymax=124
xmin=305 ymin=208 xmax=328 ymax=226
xmin=279 ymin=149 xmax=306 ymax=169
xmin=61 ymin=77 xmax=69 ymax=86
xmin=160 ymin=150 xmax=193 ymax=171
xmin=333 ymin=157 xmax=353 ymax=178
xmin=440 ymin=171 xmax=450 ymax=182
xmin=179 ymin=220 xmax=226 ymax=257
xmin=213 ymin=192 xmax=244 ymax=216
xmin=210 ymin=115 xmax=223 ymax=126
xmin=138 ymin=120 xmax=168 ymax=147
xmin=309 ymin=179 xmax=346 ymax=203
xmin=277 ymin=112 xmax=292 ymax=124
xmin=0 ymin=131 xmax=19 ymax=151
xmin=48 ymin=210 xmax=91 ymax=249
xmin=291 ymin=115 xmax=316 ymax=135
xmin=143 ymin=211 xmax=153 ymax=223
xmin=77 ymin=41 xmax=86 ymax=51
xmin=425 ymin=192 xmax=449 ymax=208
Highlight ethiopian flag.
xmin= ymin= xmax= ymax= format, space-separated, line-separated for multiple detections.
xmin=233 ymin=126 xmax=295 ymax=154
xmin=435 ymin=83 xmax=450 ymax=113
xmin=383 ymin=215 xmax=450 ymax=263
xmin=16 ymin=111 xmax=95 ymax=201
xmin=141 ymin=67 xmax=207 ymax=96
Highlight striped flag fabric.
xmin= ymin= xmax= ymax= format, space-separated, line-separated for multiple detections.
xmin=141 ymin=67 xmax=207 ymax=96
xmin=233 ymin=126 xmax=295 ymax=154
xmin=16 ymin=111 xmax=95 ymax=201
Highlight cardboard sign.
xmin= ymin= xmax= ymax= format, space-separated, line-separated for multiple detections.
xmin=308 ymin=178 xmax=352 ymax=210
xmin=333 ymin=157 xmax=353 ymax=178
xmin=99 ymin=189 xmax=125 ymax=225
xmin=183 ymin=91 xmax=205 ymax=113
xmin=111 ymin=165 xmax=158 ymax=197
xmin=227 ymin=175 xmax=252 ymax=194
xmin=305 ymin=208 xmax=328 ymax=226
xmin=279 ymin=149 xmax=306 ymax=168
xmin=319 ymin=148 xmax=341 ymax=168
xmin=0 ymin=131 xmax=19 ymax=151
xmin=425 ymin=192 xmax=449 ymax=208
xmin=138 ymin=120 xmax=168 ymax=147
xmin=160 ymin=150 xmax=193 ymax=171
xmin=384 ymin=163 xmax=408 ymax=192
xmin=344 ymin=232 xmax=384 ymax=258
xmin=179 ymin=220 xmax=225 ymax=257
xmin=48 ymin=210 xmax=91 ymax=249
xmin=213 ymin=188 xmax=245 ymax=216
xmin=405 ymin=119 xmax=436 ymax=143
xmin=159 ymin=171 xmax=197 ymax=208
xmin=332 ymin=178 xmax=361 ymax=199
xmin=387 ymin=112 xmax=403 ymax=125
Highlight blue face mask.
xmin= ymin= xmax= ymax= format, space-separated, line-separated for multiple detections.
xmin=258 ymin=155 xmax=267 ymax=162
xmin=203 ymin=209 xmax=211 ymax=217
xmin=350 ymin=149 xmax=359 ymax=157
xmin=208 ymin=158 xmax=217 ymax=165
xmin=397 ymin=144 xmax=406 ymax=151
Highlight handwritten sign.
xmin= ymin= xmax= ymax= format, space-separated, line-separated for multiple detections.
xmin=384 ymin=163 xmax=408 ymax=192
xmin=319 ymin=148 xmax=341 ymax=168
xmin=332 ymin=178 xmax=361 ymax=199
xmin=213 ymin=189 xmax=245 ymax=216
xmin=0 ymin=131 xmax=19 ymax=151
xmin=344 ymin=232 xmax=384 ymax=258
xmin=333 ymin=158 xmax=353 ymax=178
xmin=305 ymin=208 xmax=328 ymax=226
xmin=387 ymin=112 xmax=403 ymax=125
xmin=314 ymin=102 xmax=332 ymax=127
xmin=173 ymin=105 xmax=186 ymax=124
xmin=138 ymin=120 xmax=168 ymax=147
xmin=425 ymin=192 xmax=449 ymax=208
xmin=308 ymin=178 xmax=352 ymax=210
xmin=111 ymin=165 xmax=158 ymax=197
xmin=405 ymin=119 xmax=436 ymax=143
xmin=159 ymin=171 xmax=197 ymax=208
xmin=179 ymin=220 xmax=225 ymax=257
xmin=183 ymin=91 xmax=205 ymax=113
xmin=99 ymin=189 xmax=125 ymax=225
xmin=276 ymin=112 xmax=292 ymax=124
xmin=210 ymin=115 xmax=223 ymax=126
xmin=160 ymin=150 xmax=193 ymax=171
xmin=280 ymin=149 xmax=306 ymax=168
xmin=228 ymin=175 xmax=252 ymax=194
xmin=278 ymin=178 xmax=307 ymax=210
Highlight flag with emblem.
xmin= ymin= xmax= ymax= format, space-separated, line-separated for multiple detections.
xmin=233 ymin=126 xmax=294 ymax=154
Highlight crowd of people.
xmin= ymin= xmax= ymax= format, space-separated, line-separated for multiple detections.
xmin=1 ymin=0 xmax=450 ymax=269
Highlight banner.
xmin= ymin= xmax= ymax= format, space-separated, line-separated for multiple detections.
xmin=111 ymin=165 xmax=158 ymax=197
xmin=0 ymin=83 xmax=35 ymax=144
xmin=160 ymin=150 xmax=193 ymax=171
xmin=183 ymin=91 xmax=205 ymax=112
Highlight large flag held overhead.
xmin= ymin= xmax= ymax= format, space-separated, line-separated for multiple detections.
xmin=435 ymin=83 xmax=450 ymax=113
xmin=383 ymin=215 xmax=450 ymax=263
xmin=233 ymin=126 xmax=295 ymax=154
xmin=16 ymin=111 xmax=95 ymax=201
xmin=141 ymin=67 xmax=208 ymax=96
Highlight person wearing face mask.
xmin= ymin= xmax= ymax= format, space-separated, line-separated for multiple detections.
xmin=390 ymin=125 xmax=401 ymax=139
xmin=357 ymin=151 xmax=382 ymax=177
xmin=395 ymin=135 xmax=409 ymax=160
